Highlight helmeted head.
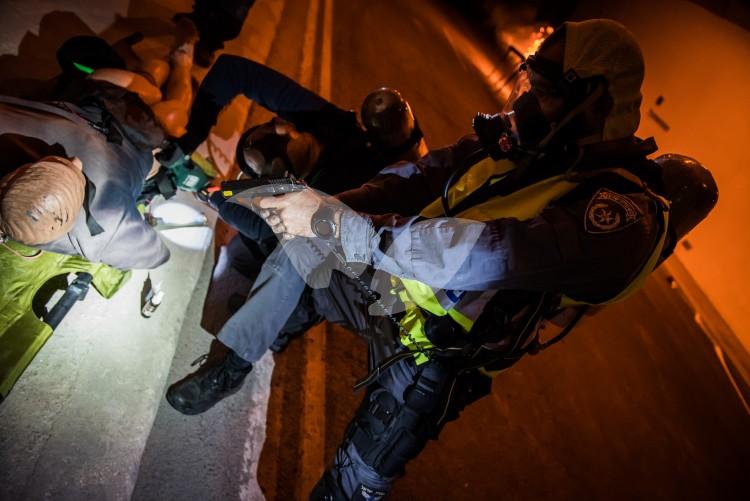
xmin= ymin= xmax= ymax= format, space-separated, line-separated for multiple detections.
xmin=56 ymin=35 xmax=126 ymax=77
xmin=0 ymin=156 xmax=86 ymax=245
xmin=505 ymin=19 xmax=645 ymax=147
xmin=655 ymin=154 xmax=718 ymax=241
xmin=361 ymin=87 xmax=423 ymax=159
xmin=236 ymin=118 xmax=321 ymax=179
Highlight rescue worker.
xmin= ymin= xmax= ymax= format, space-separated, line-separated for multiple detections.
xmin=156 ymin=55 xmax=426 ymax=261
xmin=212 ymin=78 xmax=426 ymax=271
xmin=0 ymin=92 xmax=170 ymax=270
xmin=249 ymin=19 xmax=717 ymax=498
xmin=158 ymin=54 xmax=427 ymax=182
xmin=163 ymin=56 xmax=429 ymax=409
xmin=157 ymin=56 xmax=427 ymax=361
xmin=168 ymin=19 xmax=718 ymax=498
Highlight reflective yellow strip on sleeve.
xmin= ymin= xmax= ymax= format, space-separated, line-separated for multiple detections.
xmin=447 ymin=308 xmax=474 ymax=332
xmin=398 ymin=307 xmax=433 ymax=365
xmin=400 ymin=278 xmax=448 ymax=317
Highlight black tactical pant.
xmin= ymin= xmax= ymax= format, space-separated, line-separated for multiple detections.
xmin=287 ymin=271 xmax=493 ymax=500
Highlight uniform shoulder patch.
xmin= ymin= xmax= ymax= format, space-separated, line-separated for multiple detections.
xmin=584 ymin=188 xmax=644 ymax=234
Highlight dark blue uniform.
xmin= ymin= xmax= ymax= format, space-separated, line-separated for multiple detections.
xmin=178 ymin=55 xmax=389 ymax=245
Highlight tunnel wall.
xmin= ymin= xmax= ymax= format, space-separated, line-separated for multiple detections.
xmin=571 ymin=0 xmax=750 ymax=360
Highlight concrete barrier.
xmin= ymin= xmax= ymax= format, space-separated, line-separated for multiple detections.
xmin=0 ymin=0 xmax=286 ymax=499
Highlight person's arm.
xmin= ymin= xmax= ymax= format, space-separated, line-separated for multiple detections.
xmin=335 ymin=134 xmax=483 ymax=216
xmin=97 ymin=205 xmax=170 ymax=269
xmin=211 ymin=192 xmax=275 ymax=242
xmin=340 ymin=189 xmax=662 ymax=300
xmin=177 ymin=55 xmax=332 ymax=152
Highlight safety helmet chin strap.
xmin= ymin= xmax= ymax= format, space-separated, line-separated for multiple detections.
xmin=82 ymin=176 xmax=104 ymax=237
xmin=372 ymin=118 xmax=425 ymax=160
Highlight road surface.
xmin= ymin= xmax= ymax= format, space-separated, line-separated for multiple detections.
xmin=250 ymin=1 xmax=750 ymax=500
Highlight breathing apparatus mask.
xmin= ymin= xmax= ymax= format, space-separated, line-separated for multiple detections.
xmin=444 ymin=53 xmax=608 ymax=216
xmin=473 ymin=53 xmax=605 ymax=162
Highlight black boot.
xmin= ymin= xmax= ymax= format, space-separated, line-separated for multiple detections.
xmin=166 ymin=350 xmax=252 ymax=415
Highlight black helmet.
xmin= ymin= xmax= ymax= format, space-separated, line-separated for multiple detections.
xmin=235 ymin=121 xmax=292 ymax=178
xmin=655 ymin=153 xmax=718 ymax=241
xmin=361 ymin=87 xmax=421 ymax=152
xmin=56 ymin=36 xmax=126 ymax=76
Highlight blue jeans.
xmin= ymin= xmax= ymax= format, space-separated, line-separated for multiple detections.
xmin=217 ymin=245 xmax=308 ymax=362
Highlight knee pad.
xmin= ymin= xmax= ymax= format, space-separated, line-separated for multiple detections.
xmin=355 ymin=389 xmax=399 ymax=438
xmin=347 ymin=388 xmax=427 ymax=478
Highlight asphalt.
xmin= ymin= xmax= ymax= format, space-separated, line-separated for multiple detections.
xmin=0 ymin=0 xmax=748 ymax=500
xmin=256 ymin=1 xmax=750 ymax=500
xmin=0 ymin=0 xmax=282 ymax=499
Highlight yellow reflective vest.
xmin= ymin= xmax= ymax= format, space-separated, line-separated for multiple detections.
xmin=391 ymin=155 xmax=669 ymax=365
xmin=0 ymin=240 xmax=130 ymax=399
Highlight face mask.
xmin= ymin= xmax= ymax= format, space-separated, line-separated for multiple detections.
xmin=473 ymin=101 xmax=551 ymax=162
xmin=510 ymin=92 xmax=552 ymax=147
xmin=476 ymin=87 xmax=604 ymax=164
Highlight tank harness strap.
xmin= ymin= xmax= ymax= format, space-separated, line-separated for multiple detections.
xmin=526 ymin=305 xmax=589 ymax=355
xmin=82 ymin=176 xmax=105 ymax=236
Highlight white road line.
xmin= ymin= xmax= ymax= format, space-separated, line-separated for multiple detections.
xmin=712 ymin=343 xmax=750 ymax=417
xmin=297 ymin=0 xmax=328 ymax=497
xmin=298 ymin=325 xmax=328 ymax=498
xmin=692 ymin=310 xmax=750 ymax=417
xmin=319 ymin=0 xmax=334 ymax=100
xmin=298 ymin=0 xmax=321 ymax=88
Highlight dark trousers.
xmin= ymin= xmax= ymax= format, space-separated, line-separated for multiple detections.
xmin=298 ymin=271 xmax=493 ymax=500
xmin=219 ymin=236 xmax=494 ymax=498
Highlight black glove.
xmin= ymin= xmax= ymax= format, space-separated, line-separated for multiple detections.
xmin=208 ymin=190 xmax=226 ymax=211
xmin=155 ymin=141 xmax=189 ymax=169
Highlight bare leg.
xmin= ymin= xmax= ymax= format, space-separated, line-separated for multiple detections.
xmin=138 ymin=59 xmax=170 ymax=88
xmin=89 ymin=68 xmax=162 ymax=105
xmin=152 ymin=18 xmax=199 ymax=137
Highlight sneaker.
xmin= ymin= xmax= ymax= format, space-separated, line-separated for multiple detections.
xmin=166 ymin=351 xmax=252 ymax=415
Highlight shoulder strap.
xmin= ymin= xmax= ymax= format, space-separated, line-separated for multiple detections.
xmin=82 ymin=176 xmax=105 ymax=236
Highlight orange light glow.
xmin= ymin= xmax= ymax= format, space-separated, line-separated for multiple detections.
xmin=499 ymin=24 xmax=554 ymax=60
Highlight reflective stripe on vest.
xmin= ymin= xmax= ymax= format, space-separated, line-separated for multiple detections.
xmin=393 ymin=155 xmax=669 ymax=364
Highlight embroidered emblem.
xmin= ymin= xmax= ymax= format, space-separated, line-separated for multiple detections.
xmin=585 ymin=188 xmax=643 ymax=234
xmin=445 ymin=289 xmax=466 ymax=304
xmin=355 ymin=485 xmax=387 ymax=500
